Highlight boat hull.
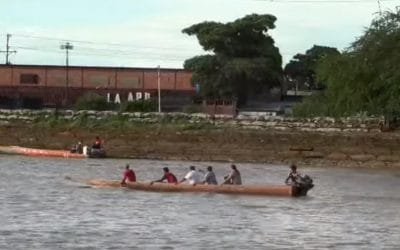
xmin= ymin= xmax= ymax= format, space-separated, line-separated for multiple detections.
xmin=87 ymin=180 xmax=311 ymax=197
xmin=0 ymin=146 xmax=86 ymax=159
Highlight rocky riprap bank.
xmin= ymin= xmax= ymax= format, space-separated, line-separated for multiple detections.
xmin=0 ymin=109 xmax=384 ymax=133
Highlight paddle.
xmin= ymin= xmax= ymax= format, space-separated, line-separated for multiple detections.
xmin=64 ymin=175 xmax=92 ymax=188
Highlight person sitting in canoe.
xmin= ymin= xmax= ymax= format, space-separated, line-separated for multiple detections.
xmin=285 ymin=164 xmax=314 ymax=192
xmin=121 ymin=164 xmax=136 ymax=185
xmin=92 ymin=136 xmax=102 ymax=149
xmin=223 ymin=164 xmax=242 ymax=185
xmin=179 ymin=166 xmax=202 ymax=185
xmin=151 ymin=167 xmax=178 ymax=184
xmin=202 ymin=166 xmax=218 ymax=185
xmin=285 ymin=164 xmax=302 ymax=186
xmin=70 ymin=141 xmax=83 ymax=154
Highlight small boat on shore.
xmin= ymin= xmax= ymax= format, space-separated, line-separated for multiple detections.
xmin=87 ymin=179 xmax=313 ymax=197
xmin=0 ymin=145 xmax=106 ymax=159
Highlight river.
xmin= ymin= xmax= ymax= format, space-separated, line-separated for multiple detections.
xmin=0 ymin=155 xmax=399 ymax=249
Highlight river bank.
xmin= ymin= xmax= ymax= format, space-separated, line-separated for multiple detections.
xmin=1 ymin=117 xmax=400 ymax=168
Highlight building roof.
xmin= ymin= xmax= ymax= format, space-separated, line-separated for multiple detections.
xmin=0 ymin=64 xmax=190 ymax=72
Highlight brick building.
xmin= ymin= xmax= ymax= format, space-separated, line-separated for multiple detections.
xmin=0 ymin=64 xmax=195 ymax=110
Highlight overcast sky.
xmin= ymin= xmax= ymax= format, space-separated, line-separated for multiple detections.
xmin=0 ymin=0 xmax=399 ymax=68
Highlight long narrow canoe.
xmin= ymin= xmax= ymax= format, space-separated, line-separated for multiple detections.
xmin=87 ymin=179 xmax=312 ymax=197
xmin=0 ymin=146 xmax=86 ymax=159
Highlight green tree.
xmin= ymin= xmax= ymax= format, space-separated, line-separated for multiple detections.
xmin=294 ymin=9 xmax=400 ymax=122
xmin=284 ymin=45 xmax=340 ymax=91
xmin=183 ymin=14 xmax=283 ymax=106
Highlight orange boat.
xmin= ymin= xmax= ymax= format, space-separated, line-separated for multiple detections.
xmin=0 ymin=145 xmax=87 ymax=159
xmin=87 ymin=179 xmax=313 ymax=197
xmin=0 ymin=145 xmax=106 ymax=158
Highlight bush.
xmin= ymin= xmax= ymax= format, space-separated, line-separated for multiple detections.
xmin=120 ymin=100 xmax=157 ymax=112
xmin=292 ymin=93 xmax=329 ymax=117
xmin=75 ymin=93 xmax=117 ymax=111
xmin=183 ymin=104 xmax=203 ymax=113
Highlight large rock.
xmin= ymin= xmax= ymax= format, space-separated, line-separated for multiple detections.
xmin=316 ymin=128 xmax=342 ymax=133
xmin=365 ymin=161 xmax=386 ymax=168
xmin=388 ymin=162 xmax=400 ymax=168
xmin=302 ymin=151 xmax=324 ymax=159
xmin=341 ymin=147 xmax=364 ymax=155
xmin=279 ymin=151 xmax=301 ymax=159
xmin=350 ymin=154 xmax=376 ymax=162
xmin=327 ymin=152 xmax=348 ymax=161
xmin=377 ymin=155 xmax=400 ymax=162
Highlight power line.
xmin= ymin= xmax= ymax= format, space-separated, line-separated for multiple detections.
xmin=12 ymin=45 xmax=189 ymax=62
xmin=14 ymin=44 xmax=299 ymax=60
xmin=9 ymin=32 xmax=298 ymax=56
xmin=10 ymin=33 xmax=198 ymax=52
xmin=8 ymin=33 xmax=202 ymax=63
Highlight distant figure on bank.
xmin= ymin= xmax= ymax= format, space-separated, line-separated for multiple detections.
xmin=121 ymin=164 xmax=136 ymax=185
xmin=179 ymin=166 xmax=202 ymax=185
xmin=223 ymin=164 xmax=242 ymax=185
xmin=285 ymin=164 xmax=302 ymax=186
xmin=92 ymin=136 xmax=102 ymax=149
xmin=202 ymin=166 xmax=218 ymax=185
xmin=70 ymin=141 xmax=83 ymax=154
xmin=151 ymin=167 xmax=178 ymax=184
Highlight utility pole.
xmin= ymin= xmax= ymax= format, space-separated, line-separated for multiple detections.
xmin=0 ymin=34 xmax=17 ymax=64
xmin=157 ymin=65 xmax=161 ymax=113
xmin=377 ymin=0 xmax=382 ymax=16
xmin=60 ymin=42 xmax=73 ymax=105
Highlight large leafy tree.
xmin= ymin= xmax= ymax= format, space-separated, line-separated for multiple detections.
xmin=284 ymin=45 xmax=340 ymax=90
xmin=183 ymin=14 xmax=283 ymax=106
xmin=294 ymin=9 xmax=400 ymax=120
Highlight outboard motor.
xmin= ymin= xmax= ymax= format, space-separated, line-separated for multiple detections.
xmin=88 ymin=147 xmax=107 ymax=158
xmin=299 ymin=175 xmax=314 ymax=188
xmin=297 ymin=175 xmax=314 ymax=196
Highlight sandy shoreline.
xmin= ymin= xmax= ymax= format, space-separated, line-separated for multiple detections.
xmin=1 ymin=122 xmax=400 ymax=169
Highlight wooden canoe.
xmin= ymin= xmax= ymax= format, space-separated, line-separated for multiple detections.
xmin=87 ymin=179 xmax=311 ymax=197
xmin=0 ymin=145 xmax=86 ymax=159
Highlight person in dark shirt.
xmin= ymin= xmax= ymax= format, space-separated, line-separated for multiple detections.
xmin=76 ymin=142 xmax=83 ymax=154
xmin=92 ymin=136 xmax=102 ymax=149
xmin=285 ymin=164 xmax=302 ymax=186
xmin=202 ymin=166 xmax=218 ymax=185
xmin=70 ymin=141 xmax=83 ymax=154
xmin=151 ymin=167 xmax=178 ymax=184
xmin=121 ymin=164 xmax=136 ymax=185
xmin=223 ymin=164 xmax=242 ymax=185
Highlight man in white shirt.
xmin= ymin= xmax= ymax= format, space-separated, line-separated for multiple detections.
xmin=179 ymin=166 xmax=202 ymax=185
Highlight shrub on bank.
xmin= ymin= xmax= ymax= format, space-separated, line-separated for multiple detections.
xmin=75 ymin=93 xmax=117 ymax=111
xmin=120 ymin=100 xmax=157 ymax=112
xmin=183 ymin=104 xmax=202 ymax=114
xmin=292 ymin=94 xmax=329 ymax=117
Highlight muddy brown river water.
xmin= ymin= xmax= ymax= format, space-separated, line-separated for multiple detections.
xmin=1 ymin=156 xmax=399 ymax=249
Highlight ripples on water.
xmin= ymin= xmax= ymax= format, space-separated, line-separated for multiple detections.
xmin=0 ymin=156 xmax=400 ymax=249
